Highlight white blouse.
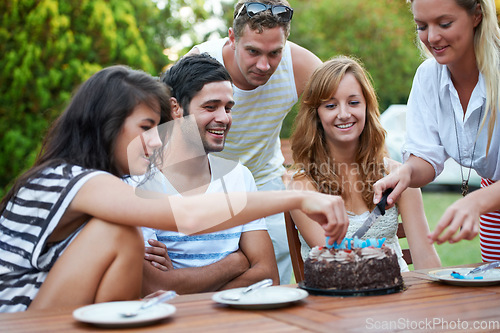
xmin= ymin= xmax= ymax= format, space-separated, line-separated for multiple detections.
xmin=402 ymin=58 xmax=500 ymax=181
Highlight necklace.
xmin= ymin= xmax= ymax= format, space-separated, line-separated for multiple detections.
xmin=452 ymin=105 xmax=483 ymax=196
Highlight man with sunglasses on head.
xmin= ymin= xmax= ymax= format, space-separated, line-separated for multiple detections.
xmin=187 ymin=0 xmax=322 ymax=285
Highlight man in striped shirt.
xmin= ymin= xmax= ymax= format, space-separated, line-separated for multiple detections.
xmin=187 ymin=0 xmax=322 ymax=284
xmin=137 ymin=54 xmax=279 ymax=295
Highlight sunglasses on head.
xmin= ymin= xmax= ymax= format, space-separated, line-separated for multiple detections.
xmin=234 ymin=2 xmax=294 ymax=23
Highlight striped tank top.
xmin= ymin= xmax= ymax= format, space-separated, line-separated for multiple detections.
xmin=479 ymin=178 xmax=500 ymax=261
xmin=195 ymin=38 xmax=298 ymax=186
xmin=0 ymin=164 xmax=104 ymax=312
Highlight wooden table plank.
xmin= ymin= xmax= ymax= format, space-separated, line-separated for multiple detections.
xmin=1 ymin=267 xmax=500 ymax=332
xmin=1 ymin=296 xmax=306 ymax=333
xmin=257 ymin=272 xmax=500 ymax=332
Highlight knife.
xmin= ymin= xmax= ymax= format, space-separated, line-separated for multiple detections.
xmin=352 ymin=189 xmax=393 ymax=239
xmin=464 ymin=261 xmax=500 ymax=276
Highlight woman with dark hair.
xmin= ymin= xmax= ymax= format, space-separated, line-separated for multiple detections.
xmin=0 ymin=65 xmax=349 ymax=312
xmin=288 ymin=56 xmax=440 ymax=271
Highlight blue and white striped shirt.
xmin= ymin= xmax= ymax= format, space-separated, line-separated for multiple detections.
xmin=140 ymin=155 xmax=267 ymax=268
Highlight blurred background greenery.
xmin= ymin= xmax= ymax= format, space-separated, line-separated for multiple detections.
xmin=0 ymin=1 xmax=496 ymax=267
xmin=0 ymin=0 xmax=424 ymax=196
xmin=0 ymin=0 xmax=210 ymax=196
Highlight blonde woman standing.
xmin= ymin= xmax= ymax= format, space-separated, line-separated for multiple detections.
xmin=374 ymin=0 xmax=500 ymax=261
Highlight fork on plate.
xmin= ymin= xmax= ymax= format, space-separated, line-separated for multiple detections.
xmin=221 ymin=279 xmax=273 ymax=301
xmin=121 ymin=290 xmax=177 ymax=318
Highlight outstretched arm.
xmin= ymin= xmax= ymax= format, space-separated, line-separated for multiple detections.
xmin=69 ymin=174 xmax=349 ymax=243
xmin=430 ymin=181 xmax=500 ymax=244
xmin=218 ymin=230 xmax=279 ymax=290
xmin=287 ymin=176 xmax=330 ymax=248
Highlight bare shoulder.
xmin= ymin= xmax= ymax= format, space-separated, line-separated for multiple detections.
xmin=289 ymin=41 xmax=321 ymax=63
xmin=289 ymin=41 xmax=322 ymax=95
xmin=287 ymin=171 xmax=318 ymax=192
xmin=80 ymin=172 xmax=129 ymax=190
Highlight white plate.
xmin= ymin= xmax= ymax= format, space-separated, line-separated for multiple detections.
xmin=428 ymin=268 xmax=500 ymax=287
xmin=73 ymin=301 xmax=176 ymax=328
xmin=212 ymin=286 xmax=308 ymax=309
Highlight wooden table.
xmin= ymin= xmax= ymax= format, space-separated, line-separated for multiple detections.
xmin=2 ymin=267 xmax=500 ymax=332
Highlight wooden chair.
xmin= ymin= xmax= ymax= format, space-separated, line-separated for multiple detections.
xmin=285 ymin=212 xmax=413 ymax=283
xmin=397 ymin=222 xmax=413 ymax=265
xmin=284 ymin=211 xmax=305 ymax=283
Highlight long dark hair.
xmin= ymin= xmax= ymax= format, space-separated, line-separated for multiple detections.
xmin=1 ymin=65 xmax=171 ymax=213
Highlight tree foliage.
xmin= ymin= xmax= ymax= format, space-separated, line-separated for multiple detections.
xmin=0 ymin=0 xmax=208 ymax=195
xmin=294 ymin=0 xmax=420 ymax=108
xmin=2 ymin=0 xmax=496 ymax=195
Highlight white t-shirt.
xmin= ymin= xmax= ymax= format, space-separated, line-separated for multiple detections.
xmin=140 ymin=155 xmax=267 ymax=269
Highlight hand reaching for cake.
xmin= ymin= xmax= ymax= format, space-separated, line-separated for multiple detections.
xmin=298 ymin=192 xmax=349 ymax=245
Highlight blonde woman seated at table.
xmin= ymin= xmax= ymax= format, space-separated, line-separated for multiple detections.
xmin=0 ymin=66 xmax=350 ymax=313
xmin=287 ymin=56 xmax=441 ymax=271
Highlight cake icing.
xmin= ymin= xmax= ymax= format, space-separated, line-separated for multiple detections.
xmin=303 ymin=239 xmax=403 ymax=291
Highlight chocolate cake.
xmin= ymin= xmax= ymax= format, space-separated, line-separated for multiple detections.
xmin=304 ymin=245 xmax=403 ymax=291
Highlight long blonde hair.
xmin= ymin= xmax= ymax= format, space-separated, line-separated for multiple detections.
xmin=408 ymin=0 xmax=500 ymax=152
xmin=290 ymin=56 xmax=387 ymax=210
